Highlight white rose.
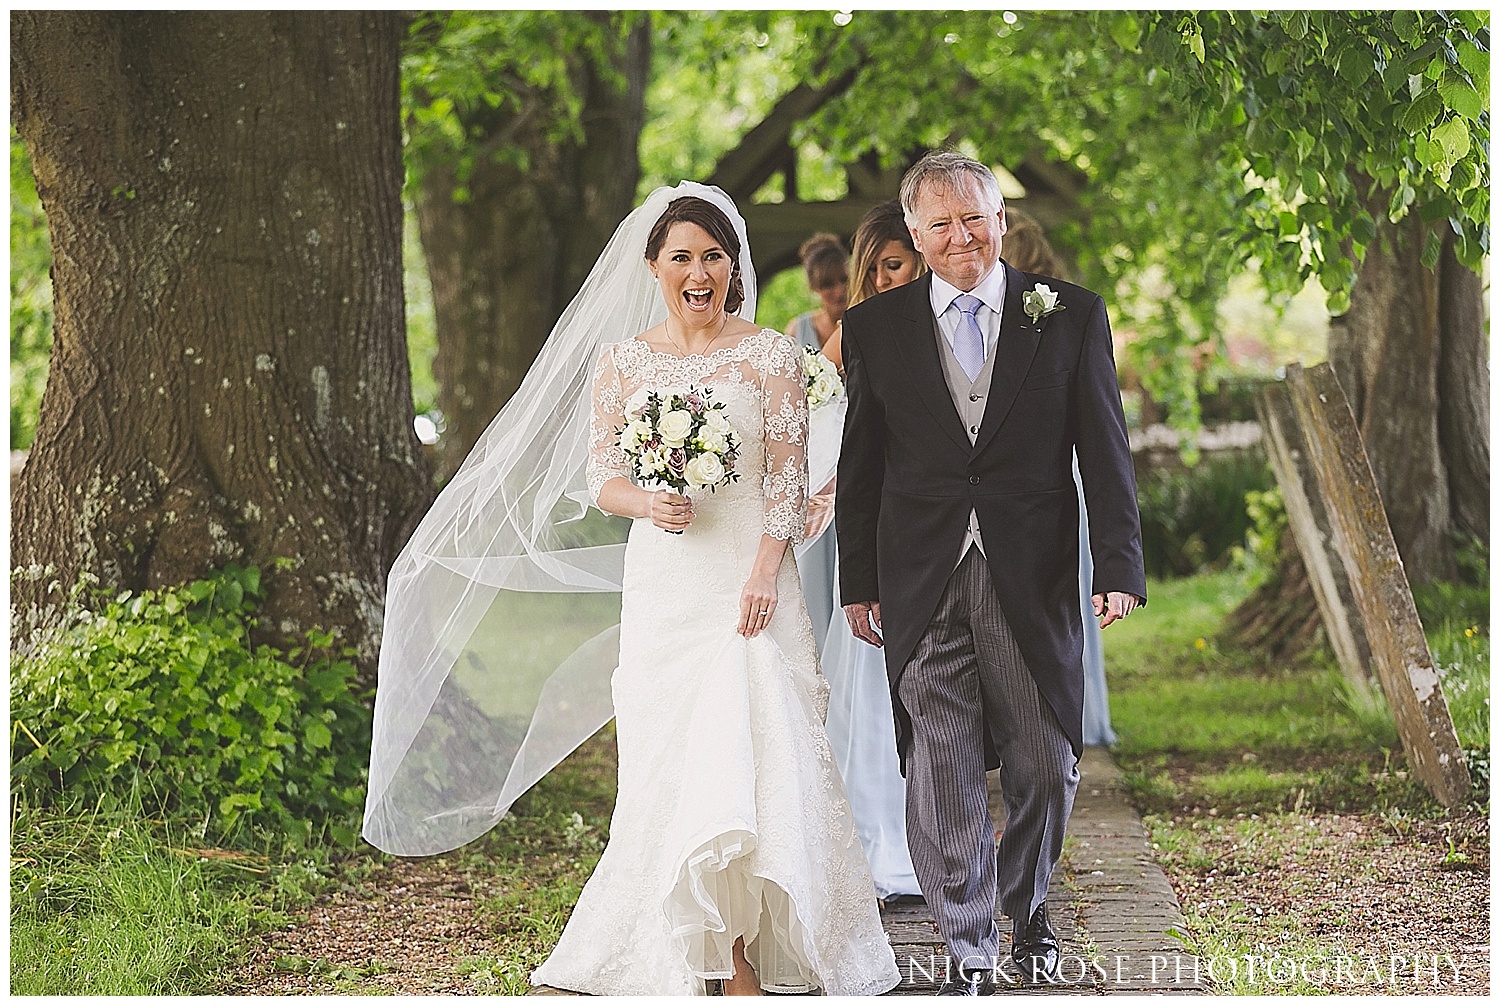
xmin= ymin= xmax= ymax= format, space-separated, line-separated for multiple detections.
xmin=1035 ymin=283 xmax=1059 ymax=311
xmin=621 ymin=419 xmax=651 ymax=448
xmin=624 ymin=387 xmax=652 ymax=417
xmin=685 ymin=451 xmax=726 ymax=490
xmin=705 ymin=409 xmax=732 ymax=436
xmin=657 ymin=408 xmax=694 ymax=447
xmin=812 ymin=371 xmax=841 ymax=404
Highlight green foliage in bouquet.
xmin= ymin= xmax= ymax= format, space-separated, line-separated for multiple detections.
xmin=10 ymin=565 xmax=370 ymax=845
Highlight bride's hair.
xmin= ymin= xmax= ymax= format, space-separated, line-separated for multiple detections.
xmin=644 ymin=196 xmax=745 ymax=313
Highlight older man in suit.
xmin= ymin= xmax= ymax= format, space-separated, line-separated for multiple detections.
xmin=836 ymin=150 xmax=1146 ymax=994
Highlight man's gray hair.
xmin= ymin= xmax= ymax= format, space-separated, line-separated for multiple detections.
xmin=899 ymin=150 xmax=1004 ymax=227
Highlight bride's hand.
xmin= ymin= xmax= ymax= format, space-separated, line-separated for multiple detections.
xmin=738 ymin=571 xmax=778 ymax=638
xmin=647 ymin=490 xmax=694 ymax=532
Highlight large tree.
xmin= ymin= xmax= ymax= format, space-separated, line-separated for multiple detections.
xmin=10 ymin=11 xmax=432 ymax=671
xmin=403 ymin=11 xmax=651 ymax=478
xmin=779 ymin=9 xmax=1488 ymax=585
xmin=1139 ymin=10 xmax=1489 ymax=585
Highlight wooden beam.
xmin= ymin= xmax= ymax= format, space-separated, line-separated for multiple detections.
xmin=1280 ymin=363 xmax=1471 ymax=806
xmin=707 ymin=66 xmax=859 ymax=200
xmin=1256 ymin=382 xmax=1376 ymax=692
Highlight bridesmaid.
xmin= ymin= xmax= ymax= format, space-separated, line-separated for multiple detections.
xmin=787 ymin=231 xmax=848 ymax=355
xmin=789 ymin=232 xmax=848 ymax=650
xmin=809 ymin=201 xmax=927 ymax=902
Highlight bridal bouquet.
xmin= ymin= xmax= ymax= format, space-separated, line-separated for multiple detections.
xmin=616 ymin=386 xmax=741 ymax=495
xmin=803 ymin=346 xmax=844 ymax=410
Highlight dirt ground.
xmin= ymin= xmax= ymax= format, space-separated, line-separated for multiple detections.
xmin=1152 ymin=806 xmax=1490 ymax=995
xmin=231 ymin=804 xmax=1489 ymax=995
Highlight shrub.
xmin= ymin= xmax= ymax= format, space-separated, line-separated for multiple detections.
xmin=10 ymin=565 xmax=370 ymax=844
xmin=1230 ymin=485 xmax=1287 ymax=586
xmin=1136 ymin=450 xmax=1275 ymax=578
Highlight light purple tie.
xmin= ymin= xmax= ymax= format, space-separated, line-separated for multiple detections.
xmin=952 ymin=293 xmax=985 ymax=382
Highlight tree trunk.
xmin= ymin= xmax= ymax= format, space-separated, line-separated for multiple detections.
xmin=10 ymin=11 xmax=432 ymax=675
xmin=416 ymin=17 xmax=650 ymax=479
xmin=1436 ymin=230 xmax=1488 ymax=561
xmin=1223 ymin=533 xmax=1323 ymax=661
xmin=1232 ymin=213 xmax=1486 ymax=653
xmin=1327 ymin=212 xmax=1486 ymax=584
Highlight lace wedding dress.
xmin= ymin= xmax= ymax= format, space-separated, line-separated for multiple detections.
xmin=531 ymin=329 xmax=900 ymax=997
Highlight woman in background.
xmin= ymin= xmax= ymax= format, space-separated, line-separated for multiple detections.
xmin=788 ymin=232 xmax=849 ymax=355
xmin=789 ymin=232 xmax=848 ymax=650
xmin=819 ymin=202 xmax=924 ymax=373
xmin=806 ymin=201 xmax=927 ymax=903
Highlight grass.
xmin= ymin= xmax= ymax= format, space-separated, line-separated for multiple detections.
xmin=10 ymin=724 xmax=620 ymax=996
xmin=8 ymin=797 xmax=331 ymax=994
xmin=1104 ymin=568 xmax=1489 ymax=995
xmin=1104 ymin=570 xmax=1441 ymax=815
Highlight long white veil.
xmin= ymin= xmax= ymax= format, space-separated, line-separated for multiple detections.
xmin=364 ymin=182 xmax=758 ymax=856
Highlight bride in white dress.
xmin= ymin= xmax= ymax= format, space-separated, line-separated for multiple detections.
xmin=362 ymin=183 xmax=897 ymax=998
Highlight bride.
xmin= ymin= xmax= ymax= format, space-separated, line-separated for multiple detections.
xmin=362 ymin=182 xmax=899 ymax=997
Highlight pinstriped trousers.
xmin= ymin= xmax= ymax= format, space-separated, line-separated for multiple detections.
xmin=898 ymin=546 xmax=1080 ymax=968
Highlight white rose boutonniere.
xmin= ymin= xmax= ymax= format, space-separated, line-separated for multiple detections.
xmin=1022 ymin=283 xmax=1065 ymax=325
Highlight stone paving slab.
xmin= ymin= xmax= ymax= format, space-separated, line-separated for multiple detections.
xmin=535 ymin=746 xmax=1204 ymax=995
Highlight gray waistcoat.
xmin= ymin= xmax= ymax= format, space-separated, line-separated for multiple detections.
xmin=932 ymin=311 xmax=998 ymax=562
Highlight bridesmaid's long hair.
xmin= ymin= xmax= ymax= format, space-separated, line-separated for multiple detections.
xmin=848 ymin=200 xmax=928 ymax=308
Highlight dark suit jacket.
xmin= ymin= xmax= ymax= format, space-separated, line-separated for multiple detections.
xmin=835 ymin=263 xmax=1146 ymax=763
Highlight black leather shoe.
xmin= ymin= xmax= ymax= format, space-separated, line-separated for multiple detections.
xmin=937 ymin=967 xmax=996 ymax=995
xmin=1010 ymin=904 xmax=1062 ymax=983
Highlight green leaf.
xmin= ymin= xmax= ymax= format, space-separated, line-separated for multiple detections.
xmin=1388 ymin=183 xmax=1417 ymax=219
xmin=1456 ymin=39 xmax=1487 ymax=81
xmin=1337 ymin=44 xmax=1376 ymax=86
xmin=1401 ymin=90 xmax=1445 ymax=132
xmin=1188 ymin=29 xmax=1205 ymax=64
xmin=1283 ymin=11 xmax=1309 ymax=41
xmin=1420 ymin=229 xmax=1443 ymax=269
xmin=1448 ymin=159 xmax=1477 ymax=192
xmin=1391 ymin=10 xmax=1420 ymax=46
xmin=1438 ymin=74 xmax=1484 ymax=122
xmin=1432 ymin=117 xmax=1472 ymax=162
xmin=1278 ymin=211 xmax=1299 ymax=237
xmin=304 ymin=719 xmax=333 ymax=751
xmin=1413 ymin=133 xmax=1438 ymax=170
xmin=1109 ymin=12 xmax=1140 ymax=52
xmin=1350 ymin=213 xmax=1377 ymax=245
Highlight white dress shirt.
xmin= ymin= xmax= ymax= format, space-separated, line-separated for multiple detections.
xmin=930 ymin=263 xmax=1006 ymax=564
xmin=930 ymin=262 xmax=1005 ymax=363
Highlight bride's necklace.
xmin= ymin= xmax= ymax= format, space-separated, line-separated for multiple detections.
xmin=665 ymin=314 xmax=730 ymax=358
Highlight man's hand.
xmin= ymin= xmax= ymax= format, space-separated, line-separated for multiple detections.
xmin=1091 ymin=591 xmax=1140 ymax=629
xmin=843 ymin=601 xmax=883 ymax=648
